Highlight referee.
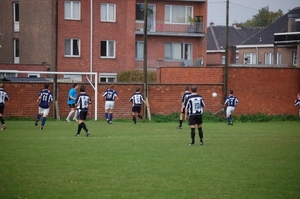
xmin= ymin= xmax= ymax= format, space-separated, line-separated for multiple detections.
xmin=184 ymin=86 xmax=205 ymax=146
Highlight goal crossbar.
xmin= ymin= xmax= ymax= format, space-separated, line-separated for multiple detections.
xmin=0 ymin=70 xmax=98 ymax=121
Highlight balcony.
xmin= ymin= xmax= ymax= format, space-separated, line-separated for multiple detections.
xmin=135 ymin=20 xmax=205 ymax=37
xmin=135 ymin=58 xmax=204 ymax=69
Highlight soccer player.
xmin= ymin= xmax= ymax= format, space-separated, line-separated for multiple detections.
xmin=0 ymin=83 xmax=9 ymax=130
xmin=66 ymin=83 xmax=79 ymax=122
xmin=294 ymin=93 xmax=300 ymax=119
xmin=35 ymin=84 xmax=53 ymax=130
xmin=224 ymin=90 xmax=239 ymax=125
xmin=184 ymin=86 xmax=205 ymax=146
xmin=129 ymin=87 xmax=149 ymax=124
xmin=176 ymin=86 xmax=191 ymax=129
xmin=103 ymin=84 xmax=119 ymax=124
xmin=75 ymin=85 xmax=91 ymax=137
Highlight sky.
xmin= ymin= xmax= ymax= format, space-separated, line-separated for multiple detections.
xmin=207 ymin=0 xmax=300 ymax=26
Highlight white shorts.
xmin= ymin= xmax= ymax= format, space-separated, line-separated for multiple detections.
xmin=226 ymin=106 xmax=235 ymax=116
xmin=105 ymin=101 xmax=115 ymax=110
xmin=39 ymin=107 xmax=50 ymax=116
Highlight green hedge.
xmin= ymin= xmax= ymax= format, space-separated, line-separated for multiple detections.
xmin=117 ymin=70 xmax=156 ymax=82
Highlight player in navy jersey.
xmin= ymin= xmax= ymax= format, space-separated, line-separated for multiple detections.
xmin=184 ymin=86 xmax=205 ymax=146
xmin=0 ymin=83 xmax=9 ymax=130
xmin=294 ymin=93 xmax=300 ymax=119
xmin=75 ymin=85 xmax=91 ymax=137
xmin=103 ymin=84 xmax=118 ymax=124
xmin=129 ymin=87 xmax=149 ymax=124
xmin=35 ymin=84 xmax=53 ymax=130
xmin=66 ymin=83 xmax=79 ymax=122
xmin=177 ymin=86 xmax=191 ymax=129
xmin=224 ymin=90 xmax=238 ymax=125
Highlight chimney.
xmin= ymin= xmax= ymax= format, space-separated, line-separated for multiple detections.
xmin=233 ymin=24 xmax=241 ymax=29
xmin=209 ymin=22 xmax=214 ymax=26
xmin=288 ymin=14 xmax=298 ymax=32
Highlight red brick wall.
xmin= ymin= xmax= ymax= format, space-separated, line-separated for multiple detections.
xmin=2 ymin=67 xmax=299 ymax=119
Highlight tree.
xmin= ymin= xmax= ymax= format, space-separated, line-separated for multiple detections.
xmin=241 ymin=6 xmax=283 ymax=27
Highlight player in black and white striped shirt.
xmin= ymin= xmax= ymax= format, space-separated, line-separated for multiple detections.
xmin=75 ymin=85 xmax=91 ymax=137
xmin=0 ymin=83 xmax=9 ymax=130
xmin=184 ymin=86 xmax=205 ymax=146
xmin=129 ymin=87 xmax=149 ymax=124
xmin=176 ymin=86 xmax=191 ymax=129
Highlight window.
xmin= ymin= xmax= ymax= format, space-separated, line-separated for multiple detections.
xmin=164 ymin=43 xmax=192 ymax=60
xmin=100 ymin=40 xmax=115 ymax=58
xmin=14 ymin=39 xmax=19 ymax=63
xmin=99 ymin=73 xmax=117 ymax=82
xmin=277 ymin=53 xmax=282 ymax=65
xmin=64 ymin=74 xmax=82 ymax=81
xmin=65 ymin=39 xmax=80 ymax=57
xmin=292 ymin=51 xmax=297 ymax=66
xmin=243 ymin=53 xmax=256 ymax=64
xmin=165 ymin=5 xmax=193 ymax=23
xmin=222 ymin=56 xmax=225 ymax=64
xmin=136 ymin=41 xmax=144 ymax=59
xmin=136 ymin=4 xmax=156 ymax=31
xmin=101 ymin=3 xmax=116 ymax=22
xmin=265 ymin=52 xmax=274 ymax=65
xmin=65 ymin=1 xmax=80 ymax=20
xmin=28 ymin=74 xmax=40 ymax=78
xmin=0 ymin=72 xmax=17 ymax=79
xmin=13 ymin=2 xmax=19 ymax=32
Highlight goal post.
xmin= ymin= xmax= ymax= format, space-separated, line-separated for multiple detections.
xmin=0 ymin=70 xmax=98 ymax=121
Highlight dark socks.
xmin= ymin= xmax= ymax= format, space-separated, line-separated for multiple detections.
xmin=191 ymin=128 xmax=195 ymax=143
xmin=179 ymin=120 xmax=183 ymax=127
xmin=0 ymin=116 xmax=4 ymax=125
xmin=198 ymin=127 xmax=203 ymax=141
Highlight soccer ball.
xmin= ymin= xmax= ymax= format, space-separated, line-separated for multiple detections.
xmin=212 ymin=92 xmax=217 ymax=97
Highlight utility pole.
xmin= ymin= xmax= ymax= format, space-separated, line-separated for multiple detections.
xmin=224 ymin=0 xmax=229 ymax=105
xmin=143 ymin=0 xmax=148 ymax=119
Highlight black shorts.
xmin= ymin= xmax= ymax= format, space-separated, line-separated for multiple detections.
xmin=78 ymin=110 xmax=88 ymax=120
xmin=188 ymin=114 xmax=203 ymax=125
xmin=0 ymin=105 xmax=4 ymax=114
xmin=132 ymin=106 xmax=141 ymax=113
xmin=68 ymin=104 xmax=75 ymax=108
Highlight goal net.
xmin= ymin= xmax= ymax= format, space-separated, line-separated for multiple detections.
xmin=0 ymin=70 xmax=98 ymax=121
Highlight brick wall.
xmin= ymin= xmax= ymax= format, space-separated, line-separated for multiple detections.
xmin=2 ymin=67 xmax=299 ymax=119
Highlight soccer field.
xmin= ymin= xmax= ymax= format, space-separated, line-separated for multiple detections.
xmin=0 ymin=121 xmax=299 ymax=199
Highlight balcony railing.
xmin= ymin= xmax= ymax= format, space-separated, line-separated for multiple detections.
xmin=135 ymin=20 xmax=205 ymax=35
xmin=135 ymin=58 xmax=204 ymax=69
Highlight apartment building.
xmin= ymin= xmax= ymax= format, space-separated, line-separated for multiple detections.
xmin=57 ymin=0 xmax=207 ymax=82
xmin=0 ymin=0 xmax=207 ymax=81
xmin=0 ymin=0 xmax=56 ymax=77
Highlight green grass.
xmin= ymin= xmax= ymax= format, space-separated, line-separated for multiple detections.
xmin=0 ymin=120 xmax=299 ymax=199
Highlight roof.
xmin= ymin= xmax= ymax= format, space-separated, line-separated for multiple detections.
xmin=206 ymin=25 xmax=262 ymax=51
xmin=1 ymin=77 xmax=51 ymax=82
xmin=242 ymin=7 xmax=300 ymax=45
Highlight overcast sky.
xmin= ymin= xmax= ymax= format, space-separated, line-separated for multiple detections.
xmin=208 ymin=0 xmax=300 ymax=26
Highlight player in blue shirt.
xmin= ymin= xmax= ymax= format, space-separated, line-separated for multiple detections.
xmin=0 ymin=83 xmax=9 ymax=130
xmin=224 ymin=90 xmax=239 ymax=125
xmin=294 ymin=93 xmax=300 ymax=119
xmin=66 ymin=83 xmax=79 ymax=122
xmin=35 ymin=84 xmax=53 ymax=130
xmin=184 ymin=86 xmax=205 ymax=146
xmin=103 ymin=84 xmax=118 ymax=124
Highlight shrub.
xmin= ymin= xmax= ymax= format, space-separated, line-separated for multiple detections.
xmin=117 ymin=70 xmax=156 ymax=82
